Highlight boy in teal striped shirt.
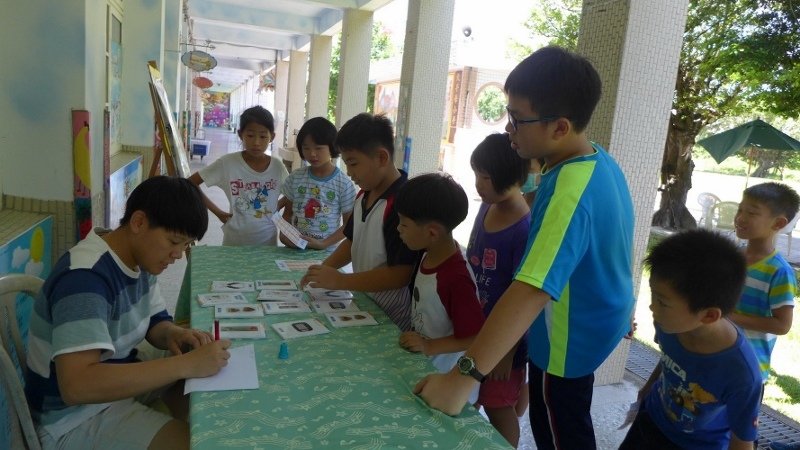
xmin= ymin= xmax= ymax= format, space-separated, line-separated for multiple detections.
xmin=730 ymin=182 xmax=798 ymax=383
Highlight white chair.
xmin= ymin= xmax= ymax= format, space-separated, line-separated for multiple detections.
xmin=779 ymin=213 xmax=800 ymax=257
xmin=696 ymin=192 xmax=721 ymax=228
xmin=710 ymin=201 xmax=740 ymax=242
xmin=0 ymin=274 xmax=44 ymax=450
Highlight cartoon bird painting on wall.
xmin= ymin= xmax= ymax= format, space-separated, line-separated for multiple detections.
xmin=73 ymin=121 xmax=91 ymax=196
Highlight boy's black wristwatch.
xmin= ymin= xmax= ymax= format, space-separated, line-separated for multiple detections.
xmin=457 ymin=356 xmax=486 ymax=383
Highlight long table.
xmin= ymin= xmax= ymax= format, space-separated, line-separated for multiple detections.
xmin=187 ymin=245 xmax=510 ymax=449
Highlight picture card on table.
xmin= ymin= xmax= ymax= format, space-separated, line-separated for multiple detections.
xmin=184 ymin=344 xmax=259 ymax=393
xmin=211 ymin=281 xmax=255 ymax=293
xmin=214 ymin=304 xmax=265 ymax=319
xmin=271 ymin=214 xmax=308 ymax=249
xmin=257 ymin=289 xmax=304 ymax=302
xmin=325 ymin=311 xmax=379 ymax=328
xmin=263 ymin=301 xmax=312 ymax=314
xmin=255 ymin=279 xmax=298 ymax=291
xmin=271 ymin=318 xmax=330 ymax=340
xmin=304 ymin=287 xmax=354 ymax=301
xmin=196 ymin=292 xmax=249 ymax=308
xmin=218 ymin=322 xmax=267 ymax=339
xmin=310 ymin=299 xmax=360 ymax=313
xmin=275 ymin=259 xmax=322 ymax=272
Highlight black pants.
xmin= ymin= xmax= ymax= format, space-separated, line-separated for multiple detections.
xmin=619 ymin=409 xmax=682 ymax=450
xmin=528 ymin=363 xmax=596 ymax=450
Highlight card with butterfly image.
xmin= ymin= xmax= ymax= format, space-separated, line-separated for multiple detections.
xmin=211 ymin=281 xmax=255 ymax=293
xmin=303 ymin=287 xmax=354 ymax=301
xmin=310 ymin=299 xmax=361 ymax=314
xmin=257 ymin=289 xmax=304 ymax=302
xmin=324 ymin=311 xmax=379 ymax=328
xmin=214 ymin=304 xmax=265 ymax=319
xmin=255 ymin=279 xmax=298 ymax=291
xmin=271 ymin=318 xmax=330 ymax=340
xmin=217 ymin=322 xmax=267 ymax=339
xmin=263 ymin=301 xmax=312 ymax=315
xmin=197 ymin=292 xmax=249 ymax=308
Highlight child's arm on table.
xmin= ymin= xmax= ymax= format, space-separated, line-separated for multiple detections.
xmin=399 ymin=332 xmax=476 ymax=356
xmin=146 ymin=320 xmax=213 ymax=355
xmin=729 ymin=305 xmax=793 ymax=335
xmin=414 ymin=281 xmax=548 ymax=415
xmin=304 ymin=263 xmax=413 ymax=292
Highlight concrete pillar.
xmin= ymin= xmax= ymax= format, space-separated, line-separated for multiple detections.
xmin=120 ymin=0 xmax=165 ymax=148
xmin=335 ymin=9 xmax=373 ymax=127
xmin=393 ymin=0 xmax=456 ymax=174
xmin=577 ymin=0 xmax=690 ymax=385
xmin=163 ymin=0 xmax=182 ymax=114
xmin=287 ymin=50 xmax=309 ymax=148
xmin=273 ymin=60 xmax=291 ymax=149
xmin=307 ymin=35 xmax=333 ymax=119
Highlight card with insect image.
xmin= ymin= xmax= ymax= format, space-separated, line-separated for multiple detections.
xmin=271 ymin=319 xmax=330 ymax=340
xmin=263 ymin=301 xmax=312 ymax=314
xmin=310 ymin=299 xmax=360 ymax=313
xmin=324 ymin=312 xmax=379 ymax=328
xmin=214 ymin=304 xmax=265 ymax=319
xmin=257 ymin=290 xmax=304 ymax=302
xmin=255 ymin=279 xmax=298 ymax=291
xmin=211 ymin=281 xmax=255 ymax=293
xmin=217 ymin=322 xmax=267 ymax=339
xmin=196 ymin=293 xmax=249 ymax=308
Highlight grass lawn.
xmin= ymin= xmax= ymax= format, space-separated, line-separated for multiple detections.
xmin=633 ymin=269 xmax=800 ymax=424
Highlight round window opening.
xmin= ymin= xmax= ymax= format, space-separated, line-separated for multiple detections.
xmin=475 ymin=83 xmax=506 ymax=125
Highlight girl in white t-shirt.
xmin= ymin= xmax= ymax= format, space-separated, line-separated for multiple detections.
xmin=279 ymin=117 xmax=356 ymax=250
xmin=189 ymin=106 xmax=288 ymax=246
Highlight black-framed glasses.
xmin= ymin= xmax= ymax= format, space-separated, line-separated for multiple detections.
xmin=506 ymin=107 xmax=558 ymax=131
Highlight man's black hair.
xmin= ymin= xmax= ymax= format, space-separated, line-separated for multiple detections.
xmin=296 ymin=117 xmax=339 ymax=160
xmin=743 ymin=182 xmax=800 ymax=223
xmin=471 ymin=133 xmax=530 ymax=193
xmin=395 ymin=172 xmax=468 ymax=232
xmin=120 ymin=176 xmax=208 ymax=240
xmin=335 ymin=113 xmax=394 ymax=158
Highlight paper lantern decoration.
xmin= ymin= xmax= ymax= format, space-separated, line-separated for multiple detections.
xmin=193 ymin=77 xmax=214 ymax=89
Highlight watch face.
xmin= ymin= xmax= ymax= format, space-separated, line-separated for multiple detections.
xmin=458 ymin=356 xmax=473 ymax=372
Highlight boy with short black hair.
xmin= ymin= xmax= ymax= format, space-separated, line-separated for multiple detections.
xmin=301 ymin=113 xmax=419 ymax=331
xmin=620 ymin=229 xmax=762 ymax=450
xmin=395 ymin=172 xmax=485 ymax=404
xmin=414 ymin=46 xmax=635 ymax=449
xmin=26 ymin=176 xmax=231 ymax=450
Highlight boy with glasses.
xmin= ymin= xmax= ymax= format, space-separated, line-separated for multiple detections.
xmin=414 ymin=46 xmax=635 ymax=449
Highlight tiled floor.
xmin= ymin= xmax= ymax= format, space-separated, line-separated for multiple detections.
xmin=158 ymin=127 xmax=800 ymax=449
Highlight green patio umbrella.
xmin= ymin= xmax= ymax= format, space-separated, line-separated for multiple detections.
xmin=697 ymin=118 xmax=800 ymax=186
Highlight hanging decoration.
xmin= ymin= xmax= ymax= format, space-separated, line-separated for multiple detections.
xmin=181 ymin=50 xmax=217 ymax=71
xmin=259 ymin=69 xmax=276 ymax=92
xmin=192 ymin=76 xmax=214 ymax=89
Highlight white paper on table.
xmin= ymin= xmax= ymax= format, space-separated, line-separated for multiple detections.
xmin=272 ymin=215 xmax=308 ymax=249
xmin=184 ymin=344 xmax=259 ymax=393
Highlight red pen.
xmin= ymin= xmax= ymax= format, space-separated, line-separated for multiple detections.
xmin=214 ymin=320 xmax=220 ymax=341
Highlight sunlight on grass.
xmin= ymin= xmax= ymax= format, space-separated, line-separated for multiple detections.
xmin=633 ymin=264 xmax=800 ymax=422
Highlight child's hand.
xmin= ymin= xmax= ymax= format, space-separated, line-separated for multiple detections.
xmin=166 ymin=326 xmax=213 ymax=355
xmin=180 ymin=339 xmax=231 ymax=379
xmin=302 ymin=264 xmax=343 ymax=289
xmin=399 ymin=331 xmax=428 ymax=354
xmin=303 ymin=236 xmax=325 ymax=250
xmin=624 ymin=317 xmax=638 ymax=340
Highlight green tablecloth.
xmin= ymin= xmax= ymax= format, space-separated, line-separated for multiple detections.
xmin=187 ymin=245 xmax=510 ymax=449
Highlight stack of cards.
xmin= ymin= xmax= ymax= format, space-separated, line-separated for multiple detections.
xmin=211 ymin=281 xmax=255 ymax=292
xmin=257 ymin=290 xmax=304 ymax=302
xmin=325 ymin=312 xmax=378 ymax=328
xmin=217 ymin=322 xmax=267 ymax=339
xmin=263 ymin=302 xmax=312 ymax=314
xmin=197 ymin=293 xmax=249 ymax=308
xmin=272 ymin=319 xmax=330 ymax=339
xmin=310 ymin=299 xmax=360 ymax=313
xmin=214 ymin=304 xmax=265 ymax=318
xmin=304 ymin=288 xmax=354 ymax=302
xmin=255 ymin=280 xmax=297 ymax=290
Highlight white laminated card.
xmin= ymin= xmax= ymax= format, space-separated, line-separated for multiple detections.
xmin=197 ymin=293 xmax=249 ymax=308
xmin=257 ymin=290 xmax=304 ymax=302
xmin=214 ymin=304 xmax=265 ymax=318
xmin=263 ymin=301 xmax=312 ymax=314
xmin=271 ymin=319 xmax=330 ymax=340
xmin=211 ymin=281 xmax=255 ymax=293
xmin=325 ymin=312 xmax=379 ymax=328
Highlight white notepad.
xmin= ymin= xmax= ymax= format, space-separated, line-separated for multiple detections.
xmin=184 ymin=344 xmax=259 ymax=393
xmin=271 ymin=319 xmax=330 ymax=340
xmin=263 ymin=301 xmax=312 ymax=314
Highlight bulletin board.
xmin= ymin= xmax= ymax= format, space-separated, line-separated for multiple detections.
xmin=147 ymin=61 xmax=191 ymax=177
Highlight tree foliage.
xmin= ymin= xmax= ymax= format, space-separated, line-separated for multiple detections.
xmin=512 ymin=0 xmax=800 ymax=229
xmin=508 ymin=0 xmax=580 ymax=60
xmin=328 ymin=22 xmax=395 ymax=122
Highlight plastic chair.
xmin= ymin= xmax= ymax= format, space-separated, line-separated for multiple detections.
xmin=696 ymin=192 xmax=721 ymax=228
xmin=780 ymin=213 xmax=800 ymax=257
xmin=0 ymin=274 xmax=44 ymax=450
xmin=709 ymin=201 xmax=740 ymax=240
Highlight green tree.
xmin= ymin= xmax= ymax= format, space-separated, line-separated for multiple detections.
xmin=507 ymin=0 xmax=580 ymax=60
xmin=513 ymin=0 xmax=800 ymax=229
xmin=328 ymin=22 xmax=396 ymax=122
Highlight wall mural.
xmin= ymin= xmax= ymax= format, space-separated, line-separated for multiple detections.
xmin=203 ymin=92 xmax=230 ymax=128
